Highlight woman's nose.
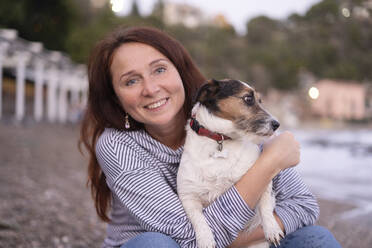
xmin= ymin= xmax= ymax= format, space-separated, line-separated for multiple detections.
xmin=142 ymin=78 xmax=160 ymax=96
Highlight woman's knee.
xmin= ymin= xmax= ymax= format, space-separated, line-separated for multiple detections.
xmin=121 ymin=232 xmax=180 ymax=248
xmin=272 ymin=225 xmax=341 ymax=248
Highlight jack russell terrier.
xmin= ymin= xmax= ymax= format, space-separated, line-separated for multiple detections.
xmin=177 ymin=79 xmax=283 ymax=248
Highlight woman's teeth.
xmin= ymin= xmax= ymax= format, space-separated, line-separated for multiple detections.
xmin=146 ymin=98 xmax=167 ymax=109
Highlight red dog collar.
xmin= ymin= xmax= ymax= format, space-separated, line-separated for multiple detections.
xmin=189 ymin=116 xmax=231 ymax=143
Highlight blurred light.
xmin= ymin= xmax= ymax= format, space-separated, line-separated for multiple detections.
xmin=110 ymin=0 xmax=124 ymax=13
xmin=309 ymin=87 xmax=319 ymax=100
xmin=342 ymin=8 xmax=351 ymax=18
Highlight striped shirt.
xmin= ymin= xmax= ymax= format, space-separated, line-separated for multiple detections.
xmin=96 ymin=128 xmax=319 ymax=248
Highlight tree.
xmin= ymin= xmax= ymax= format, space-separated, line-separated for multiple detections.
xmin=0 ymin=0 xmax=78 ymax=51
xmin=246 ymin=16 xmax=282 ymax=45
xmin=130 ymin=0 xmax=140 ymax=17
xmin=304 ymin=0 xmax=339 ymax=23
xmin=152 ymin=0 xmax=165 ymax=20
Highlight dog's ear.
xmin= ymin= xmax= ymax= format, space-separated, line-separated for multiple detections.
xmin=193 ymin=79 xmax=222 ymax=112
xmin=193 ymin=79 xmax=221 ymax=103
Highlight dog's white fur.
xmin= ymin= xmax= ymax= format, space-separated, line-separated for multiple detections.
xmin=177 ymin=101 xmax=283 ymax=248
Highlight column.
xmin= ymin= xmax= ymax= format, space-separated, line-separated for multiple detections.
xmin=68 ymin=72 xmax=84 ymax=123
xmin=47 ymin=65 xmax=58 ymax=122
xmin=15 ymin=51 xmax=31 ymax=121
xmin=34 ymin=58 xmax=45 ymax=121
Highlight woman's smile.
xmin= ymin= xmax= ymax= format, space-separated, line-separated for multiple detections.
xmin=144 ymin=97 xmax=169 ymax=111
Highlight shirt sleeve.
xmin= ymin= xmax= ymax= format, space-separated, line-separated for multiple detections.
xmin=273 ymin=168 xmax=320 ymax=235
xmin=96 ymin=132 xmax=255 ymax=248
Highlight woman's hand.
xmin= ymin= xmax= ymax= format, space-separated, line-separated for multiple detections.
xmin=261 ymin=131 xmax=301 ymax=172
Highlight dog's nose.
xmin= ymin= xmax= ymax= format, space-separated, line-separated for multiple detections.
xmin=271 ymin=120 xmax=280 ymax=131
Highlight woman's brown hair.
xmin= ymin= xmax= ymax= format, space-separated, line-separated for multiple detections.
xmin=79 ymin=26 xmax=206 ymax=222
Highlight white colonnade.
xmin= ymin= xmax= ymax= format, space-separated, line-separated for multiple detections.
xmin=0 ymin=29 xmax=88 ymax=123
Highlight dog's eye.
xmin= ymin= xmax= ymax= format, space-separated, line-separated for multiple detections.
xmin=243 ymin=94 xmax=255 ymax=106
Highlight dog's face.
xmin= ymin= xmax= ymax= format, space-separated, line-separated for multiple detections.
xmin=195 ymin=79 xmax=279 ymax=137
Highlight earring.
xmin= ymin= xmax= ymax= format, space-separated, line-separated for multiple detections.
xmin=125 ymin=113 xmax=130 ymax=129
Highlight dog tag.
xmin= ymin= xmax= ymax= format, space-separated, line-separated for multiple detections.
xmin=210 ymin=149 xmax=229 ymax=159
xmin=217 ymin=140 xmax=223 ymax=151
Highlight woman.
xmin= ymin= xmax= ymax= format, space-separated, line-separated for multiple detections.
xmin=80 ymin=26 xmax=340 ymax=248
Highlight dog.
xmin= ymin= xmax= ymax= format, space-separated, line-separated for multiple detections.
xmin=177 ymin=79 xmax=283 ymax=248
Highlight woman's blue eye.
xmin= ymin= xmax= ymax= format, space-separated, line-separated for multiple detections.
xmin=155 ymin=67 xmax=166 ymax=74
xmin=125 ymin=78 xmax=138 ymax=86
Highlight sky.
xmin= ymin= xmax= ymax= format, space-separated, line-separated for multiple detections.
xmin=116 ymin=0 xmax=322 ymax=34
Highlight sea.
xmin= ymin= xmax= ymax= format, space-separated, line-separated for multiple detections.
xmin=293 ymin=128 xmax=372 ymax=220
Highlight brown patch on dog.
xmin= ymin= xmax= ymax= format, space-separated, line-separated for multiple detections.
xmin=214 ymin=84 xmax=273 ymax=133
xmin=214 ymin=87 xmax=256 ymax=120
xmin=215 ymin=96 xmax=247 ymax=121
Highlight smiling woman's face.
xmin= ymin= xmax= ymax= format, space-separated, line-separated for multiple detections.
xmin=110 ymin=42 xmax=185 ymax=131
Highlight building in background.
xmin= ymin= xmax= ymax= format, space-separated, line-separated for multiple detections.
xmin=163 ymin=2 xmax=205 ymax=28
xmin=162 ymin=1 xmax=232 ymax=29
xmin=310 ymin=79 xmax=369 ymax=120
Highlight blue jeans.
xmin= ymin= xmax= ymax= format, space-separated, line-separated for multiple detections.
xmin=120 ymin=232 xmax=180 ymax=248
xmin=121 ymin=225 xmax=340 ymax=248
xmin=270 ymin=225 xmax=341 ymax=248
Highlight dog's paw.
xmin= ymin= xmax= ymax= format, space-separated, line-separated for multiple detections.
xmin=263 ymin=226 xmax=284 ymax=247
xmin=262 ymin=218 xmax=284 ymax=247
xmin=195 ymin=229 xmax=216 ymax=248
